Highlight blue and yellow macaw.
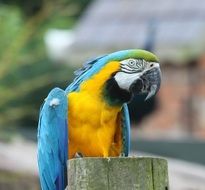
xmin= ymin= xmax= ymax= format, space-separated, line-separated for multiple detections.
xmin=37 ymin=49 xmax=161 ymax=190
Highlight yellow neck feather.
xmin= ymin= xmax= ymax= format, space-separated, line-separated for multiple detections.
xmin=80 ymin=61 xmax=120 ymax=96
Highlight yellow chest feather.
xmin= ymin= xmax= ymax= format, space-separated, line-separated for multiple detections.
xmin=67 ymin=61 xmax=122 ymax=158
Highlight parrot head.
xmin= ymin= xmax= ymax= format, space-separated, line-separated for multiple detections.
xmin=103 ymin=49 xmax=161 ymax=105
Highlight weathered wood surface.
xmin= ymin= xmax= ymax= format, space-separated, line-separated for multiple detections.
xmin=67 ymin=157 xmax=169 ymax=190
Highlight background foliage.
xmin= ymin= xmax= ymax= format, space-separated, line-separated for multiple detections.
xmin=0 ymin=0 xmax=92 ymax=128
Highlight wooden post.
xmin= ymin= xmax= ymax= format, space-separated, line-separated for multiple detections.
xmin=67 ymin=157 xmax=169 ymax=190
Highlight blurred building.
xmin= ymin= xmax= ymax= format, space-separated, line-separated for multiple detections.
xmin=66 ymin=0 xmax=205 ymax=140
xmin=136 ymin=57 xmax=205 ymax=140
xmin=68 ymin=0 xmax=205 ymax=63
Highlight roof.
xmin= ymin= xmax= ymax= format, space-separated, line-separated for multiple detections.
xmin=68 ymin=0 xmax=205 ymax=63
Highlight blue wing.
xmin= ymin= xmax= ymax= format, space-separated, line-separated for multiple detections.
xmin=121 ymin=104 xmax=131 ymax=156
xmin=37 ymin=88 xmax=68 ymax=190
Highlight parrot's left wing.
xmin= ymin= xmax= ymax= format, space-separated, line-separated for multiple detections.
xmin=121 ymin=104 xmax=131 ymax=156
xmin=37 ymin=88 xmax=68 ymax=190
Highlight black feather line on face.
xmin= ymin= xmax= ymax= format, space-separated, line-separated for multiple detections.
xmin=103 ymin=75 xmax=132 ymax=106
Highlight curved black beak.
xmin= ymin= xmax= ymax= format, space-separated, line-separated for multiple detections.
xmin=130 ymin=67 xmax=161 ymax=100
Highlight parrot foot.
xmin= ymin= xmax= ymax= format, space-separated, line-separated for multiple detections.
xmin=74 ymin=152 xmax=84 ymax=158
xmin=119 ymin=152 xmax=126 ymax=157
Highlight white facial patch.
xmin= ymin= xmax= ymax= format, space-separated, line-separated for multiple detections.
xmin=114 ymin=72 xmax=142 ymax=91
xmin=114 ymin=58 xmax=160 ymax=91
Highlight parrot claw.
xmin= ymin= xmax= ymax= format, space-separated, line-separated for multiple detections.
xmin=74 ymin=152 xmax=84 ymax=158
xmin=119 ymin=152 xmax=126 ymax=157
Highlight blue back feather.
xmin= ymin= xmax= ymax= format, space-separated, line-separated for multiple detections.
xmin=122 ymin=104 xmax=131 ymax=156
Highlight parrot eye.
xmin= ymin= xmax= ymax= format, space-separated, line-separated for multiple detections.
xmin=128 ymin=59 xmax=136 ymax=66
